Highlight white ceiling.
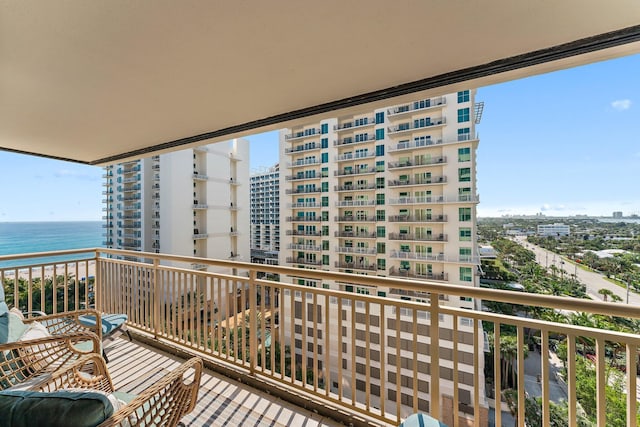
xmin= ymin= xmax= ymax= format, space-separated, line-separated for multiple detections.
xmin=1 ymin=1 xmax=640 ymax=164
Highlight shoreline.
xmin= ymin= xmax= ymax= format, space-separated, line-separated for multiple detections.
xmin=1 ymin=261 xmax=97 ymax=281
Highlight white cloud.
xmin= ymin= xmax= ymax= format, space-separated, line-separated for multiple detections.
xmin=611 ymin=99 xmax=632 ymax=111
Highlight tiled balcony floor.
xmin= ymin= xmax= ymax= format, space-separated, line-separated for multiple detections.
xmin=106 ymin=337 xmax=343 ymax=427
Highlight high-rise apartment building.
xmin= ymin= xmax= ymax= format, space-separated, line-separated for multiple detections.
xmin=250 ymin=164 xmax=280 ymax=265
xmin=278 ymin=91 xmax=485 ymax=422
xmin=103 ymin=139 xmax=250 ymax=272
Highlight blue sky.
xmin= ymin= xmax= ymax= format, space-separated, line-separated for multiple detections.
xmin=1 ymin=54 xmax=638 ymax=221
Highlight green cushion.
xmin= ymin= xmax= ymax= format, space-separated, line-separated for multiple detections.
xmin=0 ymin=313 xmax=29 ymax=345
xmin=0 ymin=390 xmax=114 ymax=427
xmin=0 ymin=286 xmax=8 ymax=316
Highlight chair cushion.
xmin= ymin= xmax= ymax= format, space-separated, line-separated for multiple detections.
xmin=0 ymin=286 xmax=8 ymax=316
xmin=400 ymin=413 xmax=448 ymax=427
xmin=0 ymin=389 xmax=114 ymax=427
xmin=0 ymin=313 xmax=29 ymax=345
xmin=79 ymin=314 xmax=128 ymax=336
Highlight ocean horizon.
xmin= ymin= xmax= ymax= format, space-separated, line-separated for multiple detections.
xmin=0 ymin=221 xmax=103 ymax=268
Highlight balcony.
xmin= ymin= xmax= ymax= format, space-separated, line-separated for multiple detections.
xmin=288 ymin=202 xmax=322 ymax=208
xmin=388 ymin=232 xmax=447 ymax=242
xmin=285 ymin=187 xmax=321 ymax=195
xmin=285 ymin=216 xmax=320 ymax=222
xmin=335 ymin=151 xmax=376 ymax=162
xmin=193 ymin=173 xmax=208 ymax=181
xmin=387 ymin=97 xmax=446 ymax=117
xmin=334 ymin=117 xmax=375 ymax=132
xmin=388 ymin=134 xmax=479 ymax=152
xmin=2 ymin=249 xmax=640 ymax=427
xmin=387 ymin=117 xmax=446 ymax=135
xmin=388 ymin=176 xmax=446 ymax=187
xmin=389 ymin=250 xmax=479 ymax=264
xmin=285 ymin=257 xmax=322 ymax=266
xmin=334 ymin=183 xmax=377 ymax=192
xmin=286 ymin=230 xmax=322 ymax=236
xmin=335 ymin=246 xmax=377 ymax=255
xmin=334 ymin=134 xmax=376 ymax=147
xmin=334 ymin=167 xmax=375 ymax=177
xmin=335 ymin=200 xmax=376 ymax=207
xmin=285 ymin=173 xmax=320 ymax=181
xmin=286 ymin=158 xmax=321 ymax=168
xmin=388 ymin=195 xmax=480 ymax=205
xmin=284 ymin=142 xmax=320 ymax=154
xmin=193 ymin=203 xmax=208 ymax=209
xmin=286 ymin=244 xmax=322 ymax=251
xmin=334 ymin=215 xmax=377 ymax=222
xmin=388 ymin=214 xmax=447 ymax=223
xmin=387 ymin=156 xmax=446 ymax=169
xmin=334 ymin=231 xmax=377 ymax=239
xmin=192 ymin=233 xmax=208 ymax=239
xmin=284 ymin=128 xmax=321 ymax=141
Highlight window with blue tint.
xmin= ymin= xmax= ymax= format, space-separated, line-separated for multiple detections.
xmin=377 ymin=242 xmax=385 ymax=254
xmin=457 ymin=108 xmax=470 ymax=123
xmin=457 ymin=128 xmax=471 ymax=141
xmin=321 ymin=123 xmax=328 ymax=134
xmin=376 ymin=193 xmax=385 ymax=205
xmin=460 ymin=267 xmax=473 ymax=282
xmin=321 ymin=153 xmax=328 ymax=163
xmin=322 ymin=240 xmax=329 ymax=250
xmin=457 ymin=90 xmax=470 ymax=103
xmin=459 ymin=227 xmax=472 ymax=241
xmin=376 ymin=144 xmax=384 ymax=156
xmin=375 ymin=111 xmax=385 ymax=124
xmin=322 ymin=196 xmax=328 ymax=207
xmin=321 ymin=138 xmax=328 ymax=148
xmin=458 ymin=168 xmax=471 ymax=182
xmin=322 ymin=255 xmax=329 ymax=265
xmin=321 ymin=211 xmax=328 ymax=221
xmin=377 ymin=259 xmax=386 ymax=270
xmin=321 ymin=182 xmax=328 ymax=192
xmin=376 ymin=210 xmax=385 ymax=221
xmin=376 ymin=160 xmax=385 ymax=172
xmin=459 ymin=208 xmax=471 ymax=221
xmin=376 ymin=226 xmax=385 ymax=237
xmin=376 ymin=128 xmax=384 ymax=140
xmin=321 ymin=167 xmax=328 ymax=178
xmin=458 ymin=147 xmax=471 ymax=162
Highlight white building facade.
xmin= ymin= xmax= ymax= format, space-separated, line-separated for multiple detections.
xmin=278 ymin=91 xmax=485 ymax=423
xmin=537 ymin=223 xmax=570 ymax=237
xmin=250 ymin=165 xmax=280 ymax=265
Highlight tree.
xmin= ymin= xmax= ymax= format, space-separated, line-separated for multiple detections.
xmin=598 ymin=288 xmax=614 ymax=302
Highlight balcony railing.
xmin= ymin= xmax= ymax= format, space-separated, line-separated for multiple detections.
xmin=388 ymin=214 xmax=447 ymax=223
xmin=335 ymin=246 xmax=377 ymax=255
xmin=388 ymin=195 xmax=480 ymax=205
xmin=389 ymin=250 xmax=479 ymax=264
xmin=285 ymin=257 xmax=322 ymax=266
xmin=388 ymin=134 xmax=479 ymax=152
xmin=334 ymin=117 xmax=375 ymax=132
xmin=3 ymin=249 xmax=640 ymax=427
xmin=334 ymin=167 xmax=375 ymax=177
xmin=334 ymin=261 xmax=376 ymax=271
xmin=334 ymin=183 xmax=377 ymax=192
xmin=335 ymin=152 xmax=376 ymax=162
xmin=334 ymin=215 xmax=377 ymax=222
xmin=335 ymin=200 xmax=376 ymax=207
xmin=387 ymin=176 xmax=447 ymax=187
xmin=285 ymin=188 xmax=321 ymax=195
xmin=286 ymin=159 xmax=321 ymax=168
xmin=334 ymin=231 xmax=377 ymax=238
xmin=387 ymin=156 xmax=446 ymax=169
xmin=284 ymin=143 xmax=320 ymax=154
xmin=285 ymin=230 xmax=322 ymax=236
xmin=387 ymin=97 xmax=446 ymax=117
xmin=285 ymin=216 xmax=320 ymax=222
xmin=286 ymin=244 xmax=322 ymax=251
xmin=387 ymin=117 xmax=446 ymax=134
xmin=334 ymin=134 xmax=376 ymax=147
xmin=388 ymin=232 xmax=447 ymax=242
xmin=284 ymin=128 xmax=321 ymax=141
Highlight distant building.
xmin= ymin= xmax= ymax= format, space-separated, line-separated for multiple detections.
xmin=250 ymin=164 xmax=280 ymax=265
xmin=537 ymin=223 xmax=570 ymax=237
xmin=613 ymin=211 xmax=623 ymax=218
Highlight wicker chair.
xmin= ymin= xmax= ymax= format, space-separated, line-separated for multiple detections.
xmin=31 ymin=354 xmax=204 ymax=427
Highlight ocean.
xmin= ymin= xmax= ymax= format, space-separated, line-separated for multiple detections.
xmin=0 ymin=221 xmax=103 ymax=268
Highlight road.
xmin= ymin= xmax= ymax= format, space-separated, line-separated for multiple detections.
xmin=513 ymin=236 xmax=640 ymax=305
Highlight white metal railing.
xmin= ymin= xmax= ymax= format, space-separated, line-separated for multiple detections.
xmin=387 ymin=97 xmax=446 ymax=116
xmin=335 ymin=200 xmax=376 ymax=207
xmin=2 ymin=249 xmax=640 ymax=427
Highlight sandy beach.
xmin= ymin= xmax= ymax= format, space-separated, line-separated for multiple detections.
xmin=1 ymin=260 xmax=97 ymax=282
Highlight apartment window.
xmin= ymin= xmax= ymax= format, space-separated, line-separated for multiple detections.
xmin=378 ymin=291 xmax=387 ymax=297
xmin=321 ymin=123 xmax=328 ymax=134
xmin=323 ymin=255 xmax=329 ymax=265
xmin=458 ymin=168 xmax=471 ymax=182
xmin=376 ymin=210 xmax=385 ymax=221
xmin=459 ymin=227 xmax=472 ymax=241
xmin=321 ymin=167 xmax=328 ymax=178
xmin=457 ymin=90 xmax=470 ymax=103
xmin=322 ymin=196 xmax=328 ymax=207
xmin=458 ymin=127 xmax=471 ymax=141
xmin=322 ymin=226 xmax=329 ymax=236
xmin=377 ymin=242 xmax=386 ymax=254
xmin=321 ymin=138 xmax=328 ymax=149
xmin=321 ymin=153 xmax=328 ymax=163
xmin=376 ymin=226 xmax=385 ymax=238
xmin=376 ymin=177 xmax=385 ymax=189
xmin=375 ymin=145 xmax=384 ymax=156
xmin=460 ymin=267 xmax=473 ymax=282
xmin=459 ymin=208 xmax=472 ymax=222
xmin=376 ymin=194 xmax=385 ymax=205
xmin=460 ymin=247 xmax=472 ymax=259
xmin=322 ymin=240 xmax=329 ymax=251
xmin=459 ymin=187 xmax=472 ymax=201
xmin=458 ymin=147 xmax=471 ymax=162
xmin=376 ymin=160 xmax=385 ymax=172
xmin=457 ymin=108 xmax=470 ymax=123
xmin=321 ymin=182 xmax=328 ymax=192
xmin=321 ymin=211 xmax=329 ymax=221
xmin=375 ymin=111 xmax=385 ymax=124
xmin=376 ymin=128 xmax=385 ymax=140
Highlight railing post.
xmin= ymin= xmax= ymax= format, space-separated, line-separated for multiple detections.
xmin=153 ymin=258 xmax=160 ymax=338
xmin=94 ymin=251 xmax=101 ymax=313
xmin=249 ymin=269 xmax=258 ymax=375
xmin=430 ymin=292 xmax=440 ymax=420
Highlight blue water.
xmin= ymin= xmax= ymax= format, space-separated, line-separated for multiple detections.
xmin=0 ymin=221 xmax=103 ymax=268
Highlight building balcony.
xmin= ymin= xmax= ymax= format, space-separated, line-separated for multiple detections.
xmin=334 ymin=246 xmax=376 ymax=255
xmin=388 ymin=214 xmax=447 ymax=223
xmin=122 ymin=166 xmax=141 ymax=174
xmin=334 ymin=117 xmax=375 ymax=132
xmin=389 ymin=250 xmax=479 ymax=264
xmin=387 ymin=156 xmax=446 ymax=169
xmin=285 ymin=230 xmax=322 ymax=236
xmin=285 ymin=216 xmax=320 ymax=222
xmin=122 ymin=177 xmax=139 ymax=184
xmin=388 ymin=232 xmax=447 ymax=242
xmin=120 ymin=213 xmax=141 ymax=219
xmin=193 ymin=203 xmax=208 ymax=209
xmin=284 ymin=143 xmax=320 ymax=154
xmin=287 ymin=202 xmax=322 ymax=208
xmin=121 ymin=222 xmax=142 ymax=229
xmin=285 ymin=173 xmax=320 ymax=181
xmin=2 ymin=249 xmax=639 ymax=427
xmin=334 ymin=134 xmax=376 ymax=147
xmin=122 ymin=233 xmax=140 ymax=239
xmin=121 ymin=184 xmax=141 ymax=193
xmin=388 ymin=266 xmax=448 ymax=281
xmin=193 ymin=173 xmax=208 ymax=181
xmin=335 ymin=200 xmax=376 ymax=207
xmin=334 ymin=183 xmax=377 ymax=192
xmin=334 ymin=215 xmax=377 ymax=222
xmin=286 ymin=244 xmax=322 ymax=251
xmin=388 ymin=133 xmax=479 ymax=152
xmin=388 ymin=176 xmax=446 ymax=187
xmin=387 ymin=97 xmax=446 ymax=117
xmin=286 ymin=158 xmax=321 ymax=168
xmin=285 ymin=257 xmax=322 ymax=266
xmin=388 ymin=195 xmax=479 ymax=205
xmin=334 ymin=261 xmax=376 ymax=271
xmin=334 ymin=231 xmax=377 ymax=239
xmin=387 ymin=117 xmax=446 ymax=135
xmin=192 ymin=233 xmax=208 ymax=239
xmin=285 ymin=188 xmax=321 ymax=195
xmin=335 ymin=151 xmax=376 ymax=162
xmin=334 ymin=167 xmax=375 ymax=177
xmin=284 ymin=128 xmax=321 ymax=141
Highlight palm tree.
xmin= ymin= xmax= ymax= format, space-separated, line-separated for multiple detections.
xmin=598 ymin=288 xmax=614 ymax=302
